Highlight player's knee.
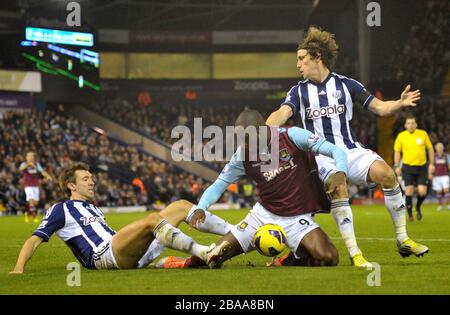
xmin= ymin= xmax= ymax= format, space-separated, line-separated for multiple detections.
xmin=323 ymin=247 xmax=339 ymax=266
xmin=172 ymin=199 xmax=194 ymax=211
xmin=418 ymin=190 xmax=427 ymax=197
xmin=145 ymin=212 xmax=163 ymax=230
xmin=313 ymin=246 xmax=339 ymax=266
xmin=378 ymin=169 xmax=397 ymax=188
xmin=330 ymin=185 xmax=349 ymax=199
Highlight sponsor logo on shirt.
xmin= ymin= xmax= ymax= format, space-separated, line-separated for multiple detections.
xmin=263 ymin=159 xmax=296 ymax=182
xmin=81 ymin=216 xmax=105 ymax=226
xmin=306 ymin=104 xmax=345 ymax=119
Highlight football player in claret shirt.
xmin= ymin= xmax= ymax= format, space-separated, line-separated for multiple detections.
xmin=19 ymin=152 xmax=53 ymax=223
xmin=432 ymin=142 xmax=450 ymax=211
xmin=158 ymin=109 xmax=349 ymax=268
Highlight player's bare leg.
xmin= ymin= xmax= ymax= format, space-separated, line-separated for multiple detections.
xmin=442 ymin=188 xmax=450 ymax=210
xmin=28 ymin=199 xmax=38 ymax=223
xmin=159 ymin=199 xmax=193 ymax=226
xmin=24 ymin=202 xmax=29 ymax=223
xmin=276 ymin=228 xmax=338 ymax=267
xmin=368 ymin=160 xmax=429 ymax=257
xmin=269 ymin=228 xmax=338 ymax=267
xmin=148 ymin=202 xmax=234 ymax=269
xmin=444 ymin=188 xmax=450 ymax=210
xmin=297 ymin=228 xmax=338 ymax=266
xmin=326 ymin=178 xmax=369 ymax=267
xmin=436 ymin=189 xmax=444 ymax=211
xmin=112 ymin=200 xmax=209 ymax=269
xmin=205 ymin=233 xmax=242 ymax=268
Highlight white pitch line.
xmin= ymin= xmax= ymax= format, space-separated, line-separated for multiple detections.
xmin=330 ymin=237 xmax=450 ymax=242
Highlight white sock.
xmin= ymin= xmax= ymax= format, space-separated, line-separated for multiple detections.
xmin=331 ymin=199 xmax=361 ymax=257
xmin=137 ymin=239 xmax=165 ymax=268
xmin=186 ymin=205 xmax=232 ymax=236
xmin=383 ymin=185 xmax=408 ymax=243
xmin=153 ymin=219 xmax=209 ymax=261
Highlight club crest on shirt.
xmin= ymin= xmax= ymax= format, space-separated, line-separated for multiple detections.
xmin=279 ymin=148 xmax=291 ymax=161
xmin=237 ymin=221 xmax=248 ymax=232
xmin=332 ymin=90 xmax=342 ymax=99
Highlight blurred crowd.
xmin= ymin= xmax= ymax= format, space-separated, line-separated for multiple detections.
xmin=0 ymin=108 xmax=254 ymax=215
xmin=89 ymin=92 xmax=378 ymax=155
xmin=373 ymin=0 xmax=449 ymax=94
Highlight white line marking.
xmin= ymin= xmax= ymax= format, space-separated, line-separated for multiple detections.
xmin=330 ymin=237 xmax=450 ymax=242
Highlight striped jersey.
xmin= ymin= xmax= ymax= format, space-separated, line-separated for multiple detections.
xmin=282 ymin=72 xmax=374 ymax=150
xmin=33 ymin=200 xmax=116 ymax=269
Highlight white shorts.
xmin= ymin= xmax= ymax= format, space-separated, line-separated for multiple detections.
xmin=24 ymin=187 xmax=40 ymax=201
xmin=316 ymin=146 xmax=383 ymax=186
xmin=433 ymin=175 xmax=450 ymax=191
xmin=230 ymin=203 xmax=319 ymax=258
xmin=93 ymin=239 xmax=119 ymax=270
xmin=93 ymin=238 xmax=165 ymax=269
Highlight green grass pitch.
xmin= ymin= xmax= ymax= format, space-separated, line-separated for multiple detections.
xmin=1 ymin=204 xmax=449 ymax=294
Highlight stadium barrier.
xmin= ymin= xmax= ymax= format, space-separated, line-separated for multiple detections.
xmin=101 ymin=203 xmax=241 ymax=214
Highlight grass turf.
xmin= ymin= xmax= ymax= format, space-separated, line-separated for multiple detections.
xmin=1 ymin=204 xmax=449 ymax=294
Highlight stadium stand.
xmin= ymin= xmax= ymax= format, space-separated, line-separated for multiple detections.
xmin=0 ymin=107 xmax=244 ymax=214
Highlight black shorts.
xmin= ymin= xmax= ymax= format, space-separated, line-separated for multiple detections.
xmin=402 ymin=164 xmax=428 ymax=186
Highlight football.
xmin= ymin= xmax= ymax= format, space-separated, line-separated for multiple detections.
xmin=253 ymin=224 xmax=287 ymax=257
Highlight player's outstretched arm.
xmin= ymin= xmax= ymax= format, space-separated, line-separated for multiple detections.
xmin=287 ymin=127 xmax=348 ymax=175
xmin=368 ymin=84 xmax=421 ymax=116
xmin=427 ymin=146 xmax=435 ymax=179
xmin=10 ymin=235 xmax=43 ymax=274
xmin=393 ymin=151 xmax=402 ymax=176
xmin=18 ymin=162 xmax=28 ymax=171
xmin=41 ymin=170 xmax=53 ymax=181
xmin=190 ymin=179 xmax=230 ymax=228
xmin=287 ymin=127 xmax=349 ymax=195
xmin=266 ymin=104 xmax=293 ymax=126
xmin=191 ymin=150 xmax=245 ymax=227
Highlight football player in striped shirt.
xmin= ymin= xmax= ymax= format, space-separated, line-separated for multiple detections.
xmin=10 ymin=162 xmax=232 ymax=273
xmin=267 ymin=26 xmax=429 ymax=265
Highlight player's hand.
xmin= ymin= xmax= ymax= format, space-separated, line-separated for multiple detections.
xmin=395 ymin=166 xmax=402 ymax=176
xmin=189 ymin=208 xmax=206 ymax=229
xmin=428 ymin=164 xmax=435 ymax=179
xmin=326 ymin=172 xmax=347 ymax=195
xmin=399 ymin=84 xmax=421 ymax=107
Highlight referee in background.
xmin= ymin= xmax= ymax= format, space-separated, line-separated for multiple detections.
xmin=394 ymin=116 xmax=434 ymax=221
